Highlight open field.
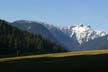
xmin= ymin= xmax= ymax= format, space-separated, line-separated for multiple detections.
xmin=1 ymin=49 xmax=108 ymax=62
xmin=0 ymin=50 xmax=108 ymax=71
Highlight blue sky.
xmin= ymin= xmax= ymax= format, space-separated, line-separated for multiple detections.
xmin=0 ymin=0 xmax=108 ymax=31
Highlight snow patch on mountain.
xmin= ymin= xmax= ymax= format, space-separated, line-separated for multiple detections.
xmin=74 ymin=34 xmax=108 ymax=51
xmin=44 ymin=24 xmax=78 ymax=51
xmin=60 ymin=24 xmax=107 ymax=45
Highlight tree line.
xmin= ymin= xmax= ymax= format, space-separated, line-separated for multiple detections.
xmin=0 ymin=19 xmax=66 ymax=57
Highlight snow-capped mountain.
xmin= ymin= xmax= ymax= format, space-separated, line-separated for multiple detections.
xmin=60 ymin=24 xmax=107 ymax=45
xmin=45 ymin=24 xmax=79 ymax=51
xmin=74 ymin=34 xmax=108 ymax=51
xmin=11 ymin=20 xmax=108 ymax=51
xmin=43 ymin=24 xmax=108 ymax=51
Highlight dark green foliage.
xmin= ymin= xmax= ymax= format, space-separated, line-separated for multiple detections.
xmin=0 ymin=19 xmax=66 ymax=56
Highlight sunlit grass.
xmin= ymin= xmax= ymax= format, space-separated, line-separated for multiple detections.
xmin=0 ymin=49 xmax=108 ymax=62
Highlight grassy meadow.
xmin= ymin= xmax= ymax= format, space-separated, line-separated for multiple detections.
xmin=0 ymin=50 xmax=108 ymax=71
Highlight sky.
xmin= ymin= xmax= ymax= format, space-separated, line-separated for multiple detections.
xmin=0 ymin=0 xmax=108 ymax=31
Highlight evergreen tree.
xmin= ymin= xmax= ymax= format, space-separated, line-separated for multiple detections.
xmin=0 ymin=19 xmax=66 ymax=57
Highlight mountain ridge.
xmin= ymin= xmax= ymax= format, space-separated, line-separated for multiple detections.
xmin=10 ymin=20 xmax=108 ymax=51
xmin=0 ymin=19 xmax=66 ymax=57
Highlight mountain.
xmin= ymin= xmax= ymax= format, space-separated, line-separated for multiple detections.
xmin=45 ymin=24 xmax=79 ymax=51
xmin=74 ymin=34 xmax=108 ymax=51
xmin=11 ymin=20 xmax=77 ymax=51
xmin=0 ymin=19 xmax=66 ymax=56
xmin=61 ymin=24 xmax=107 ymax=45
xmin=11 ymin=20 xmax=108 ymax=51
xmin=11 ymin=20 xmax=57 ymax=43
xmin=60 ymin=24 xmax=108 ymax=51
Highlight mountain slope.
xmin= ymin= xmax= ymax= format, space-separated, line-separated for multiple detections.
xmin=75 ymin=34 xmax=108 ymax=51
xmin=60 ymin=24 xmax=108 ymax=51
xmin=45 ymin=24 xmax=79 ymax=51
xmin=47 ymin=24 xmax=107 ymax=51
xmin=0 ymin=19 xmax=66 ymax=57
xmin=11 ymin=20 xmax=57 ymax=43
xmin=11 ymin=21 xmax=79 ymax=51
xmin=61 ymin=24 xmax=107 ymax=44
xmin=11 ymin=20 xmax=108 ymax=51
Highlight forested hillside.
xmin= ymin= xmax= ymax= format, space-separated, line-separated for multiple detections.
xmin=0 ymin=19 xmax=65 ymax=57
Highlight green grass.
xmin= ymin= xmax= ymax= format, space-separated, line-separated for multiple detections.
xmin=0 ymin=50 xmax=108 ymax=71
